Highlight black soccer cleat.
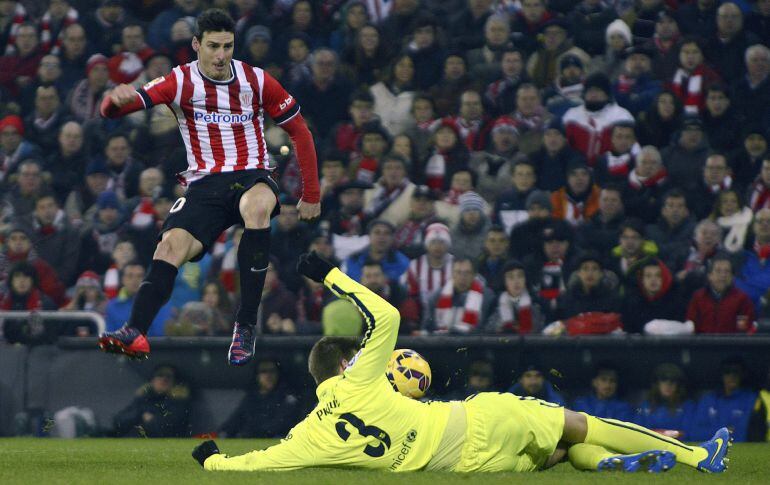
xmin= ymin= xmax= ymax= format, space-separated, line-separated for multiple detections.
xmin=98 ymin=325 xmax=150 ymax=360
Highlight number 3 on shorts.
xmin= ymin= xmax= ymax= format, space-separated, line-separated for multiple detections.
xmin=170 ymin=197 xmax=186 ymax=214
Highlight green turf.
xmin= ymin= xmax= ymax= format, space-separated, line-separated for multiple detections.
xmin=0 ymin=438 xmax=768 ymax=485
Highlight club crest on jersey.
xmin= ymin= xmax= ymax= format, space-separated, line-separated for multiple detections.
xmin=143 ymin=77 xmax=164 ymax=90
xmin=240 ymin=92 xmax=253 ymax=105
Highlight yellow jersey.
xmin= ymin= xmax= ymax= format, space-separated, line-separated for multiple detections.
xmin=205 ymin=268 xmax=453 ymax=472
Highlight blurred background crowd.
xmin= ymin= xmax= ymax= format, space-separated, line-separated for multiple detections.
xmin=2 ymin=0 xmax=770 ymax=340
xmin=1 ymin=0 xmax=770 ymax=442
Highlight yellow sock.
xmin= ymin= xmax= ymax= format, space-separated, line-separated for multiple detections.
xmin=582 ymin=414 xmax=707 ymax=468
xmin=568 ymin=443 xmax=616 ymax=470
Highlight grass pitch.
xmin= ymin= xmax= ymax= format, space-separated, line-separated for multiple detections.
xmin=0 ymin=439 xmax=768 ymax=485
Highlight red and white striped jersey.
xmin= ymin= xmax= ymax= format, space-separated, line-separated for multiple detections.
xmin=136 ymin=59 xmax=300 ymax=184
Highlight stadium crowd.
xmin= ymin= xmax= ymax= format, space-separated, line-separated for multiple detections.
xmin=2 ymin=0 xmax=770 ymax=341
xmin=1 ymin=0 xmax=770 ymax=442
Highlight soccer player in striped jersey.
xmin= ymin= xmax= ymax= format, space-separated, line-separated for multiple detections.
xmin=97 ymin=9 xmax=320 ymax=366
xmin=192 ymin=252 xmax=732 ymax=475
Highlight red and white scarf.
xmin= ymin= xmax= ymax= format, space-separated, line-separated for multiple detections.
xmin=604 ymin=151 xmax=635 ymax=178
xmin=405 ymin=254 xmax=453 ymax=305
xmin=497 ymin=291 xmax=533 ymax=334
xmin=704 ymin=175 xmax=732 ymax=194
xmin=424 ymin=151 xmax=447 ymax=191
xmin=394 ymin=219 xmax=427 ymax=249
xmin=539 ymin=260 xmax=565 ymax=301
xmin=671 ymin=65 xmax=706 ymax=115
xmin=628 ymin=167 xmax=668 ymax=189
xmin=220 ymin=246 xmax=238 ymax=296
xmin=435 ymin=277 xmax=485 ymax=333
xmin=354 ymin=156 xmax=378 ymax=184
xmin=364 ymin=179 xmax=408 ymax=218
xmin=40 ymin=7 xmax=78 ymax=55
xmin=512 ymin=107 xmax=546 ymax=133
xmin=3 ymin=3 xmax=28 ymax=55
xmin=451 ymin=116 xmax=484 ymax=150
xmin=749 ymin=179 xmax=770 ymax=212
xmin=130 ymin=197 xmax=155 ymax=229
xmin=684 ymin=245 xmax=717 ymax=273
xmin=104 ymin=264 xmax=120 ymax=299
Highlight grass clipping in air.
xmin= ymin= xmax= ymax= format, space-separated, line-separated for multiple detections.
xmin=0 ymin=438 xmax=768 ymax=484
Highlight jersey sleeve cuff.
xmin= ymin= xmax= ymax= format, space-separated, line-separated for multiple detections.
xmin=274 ymin=104 xmax=300 ymax=125
xmin=137 ymin=88 xmax=154 ymax=109
xmin=324 ymin=267 xmax=345 ymax=288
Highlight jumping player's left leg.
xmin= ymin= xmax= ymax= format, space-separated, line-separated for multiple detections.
xmin=560 ymin=409 xmax=732 ymax=473
xmin=228 ymin=182 xmax=277 ymax=366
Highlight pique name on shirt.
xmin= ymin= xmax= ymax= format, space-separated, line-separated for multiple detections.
xmin=315 ymin=399 xmax=340 ymax=420
xmin=193 ymin=111 xmax=255 ymax=124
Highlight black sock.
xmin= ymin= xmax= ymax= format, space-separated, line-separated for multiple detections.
xmin=236 ymin=228 xmax=271 ymax=327
xmin=127 ymin=260 xmax=178 ymax=334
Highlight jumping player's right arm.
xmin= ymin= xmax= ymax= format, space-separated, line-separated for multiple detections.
xmin=100 ymin=74 xmax=177 ymax=118
xmin=323 ymin=266 xmax=400 ymax=386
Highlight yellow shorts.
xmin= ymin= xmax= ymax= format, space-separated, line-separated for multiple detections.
xmin=455 ymin=392 xmax=565 ymax=473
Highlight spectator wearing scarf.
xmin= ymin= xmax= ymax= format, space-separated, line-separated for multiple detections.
xmin=492 ymin=260 xmax=545 ymax=334
xmin=363 ymin=154 xmax=415 ymax=227
xmin=424 ymin=257 xmax=494 ymax=334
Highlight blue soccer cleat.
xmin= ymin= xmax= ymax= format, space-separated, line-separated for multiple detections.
xmin=228 ymin=321 xmax=256 ymax=366
xmin=98 ymin=325 xmax=150 ymax=360
xmin=598 ymin=450 xmax=677 ymax=473
xmin=696 ymin=427 xmax=733 ymax=473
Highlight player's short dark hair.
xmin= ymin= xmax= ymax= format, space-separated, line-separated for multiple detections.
xmin=308 ymin=336 xmax=360 ymax=385
xmin=195 ymin=8 xmax=235 ymax=41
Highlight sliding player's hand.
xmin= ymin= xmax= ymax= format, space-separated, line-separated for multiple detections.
xmin=297 ymin=251 xmax=335 ymax=283
xmin=109 ymin=84 xmax=138 ymax=107
xmin=192 ymin=440 xmax=220 ymax=467
xmin=297 ymin=199 xmax=320 ymax=220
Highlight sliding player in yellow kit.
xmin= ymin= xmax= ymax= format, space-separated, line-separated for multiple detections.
xmin=191 ymin=252 xmax=732 ymax=474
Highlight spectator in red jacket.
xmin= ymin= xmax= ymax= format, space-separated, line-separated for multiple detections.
xmin=0 ymin=23 xmax=43 ymax=97
xmin=331 ymin=89 xmax=375 ymax=156
xmin=686 ymin=255 xmax=756 ymax=333
xmin=562 ymin=72 xmax=634 ymax=164
xmin=107 ymin=23 xmax=154 ymax=84
xmin=0 ymin=223 xmax=66 ymax=307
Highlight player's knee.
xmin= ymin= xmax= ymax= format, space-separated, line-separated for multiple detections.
xmin=240 ymin=194 xmax=274 ymax=228
xmin=155 ymin=233 xmax=189 ymax=266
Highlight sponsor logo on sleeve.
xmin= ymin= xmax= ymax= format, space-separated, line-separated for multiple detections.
xmin=143 ymin=76 xmax=164 ymax=90
xmin=279 ymin=95 xmax=294 ymax=111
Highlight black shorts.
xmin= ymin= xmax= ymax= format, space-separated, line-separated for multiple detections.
xmin=160 ymin=169 xmax=281 ymax=261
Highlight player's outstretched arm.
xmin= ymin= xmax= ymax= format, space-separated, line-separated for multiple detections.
xmin=99 ymin=84 xmax=146 ymax=118
xmin=195 ymin=421 xmax=316 ymax=471
xmin=297 ymin=252 xmax=400 ymax=385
